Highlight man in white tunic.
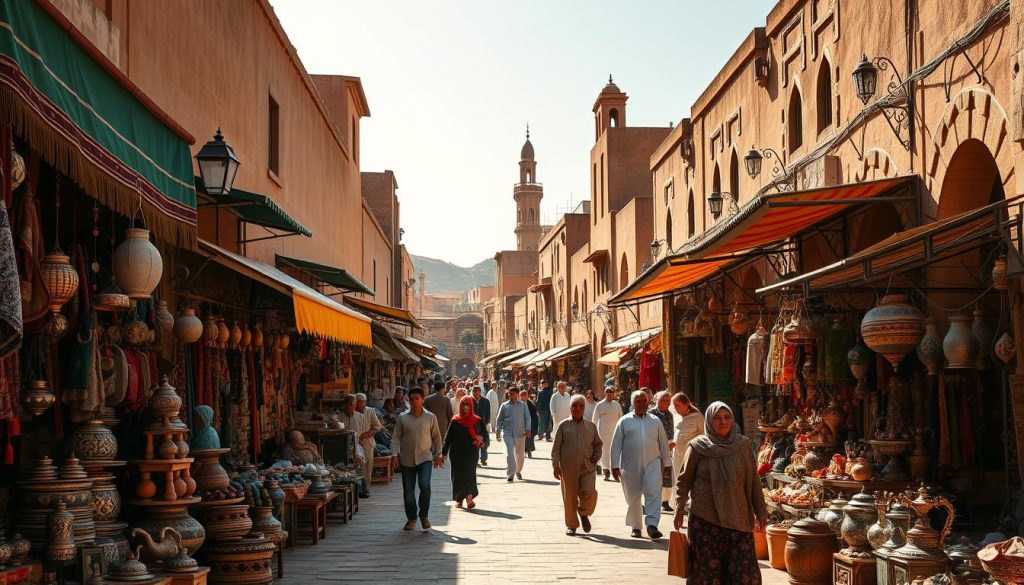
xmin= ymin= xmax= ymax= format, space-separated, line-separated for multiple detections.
xmin=335 ymin=396 xmax=370 ymax=497
xmin=591 ymin=385 xmax=623 ymax=480
xmin=485 ymin=382 xmax=502 ymax=433
xmin=550 ymin=381 xmax=573 ymax=427
xmin=610 ymin=390 xmax=672 ymax=540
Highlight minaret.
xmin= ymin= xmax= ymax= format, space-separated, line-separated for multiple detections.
xmin=593 ymin=74 xmax=627 ymax=140
xmin=514 ymin=125 xmax=544 ymax=251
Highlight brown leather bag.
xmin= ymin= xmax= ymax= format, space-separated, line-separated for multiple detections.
xmin=667 ymin=529 xmax=689 ymax=578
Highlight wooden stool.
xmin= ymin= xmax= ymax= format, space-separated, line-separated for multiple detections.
xmin=295 ymin=497 xmax=328 ymax=544
xmin=327 ymin=485 xmax=350 ymax=524
xmin=371 ymin=457 xmax=393 ymax=484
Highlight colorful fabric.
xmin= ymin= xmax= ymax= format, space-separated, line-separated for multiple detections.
xmin=0 ymin=198 xmax=21 ymax=359
xmin=687 ymin=514 xmax=762 ymax=585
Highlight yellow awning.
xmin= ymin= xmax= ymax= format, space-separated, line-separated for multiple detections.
xmin=198 ymin=240 xmax=371 ymax=347
xmin=597 ymin=348 xmax=628 ymax=365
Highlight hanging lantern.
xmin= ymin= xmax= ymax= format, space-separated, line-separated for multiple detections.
xmin=859 ymin=294 xmax=925 ymax=367
xmin=995 ymin=332 xmax=1016 ymax=365
xmin=942 ymin=313 xmax=979 ymax=370
xmin=204 ymin=315 xmax=219 ymax=344
xmin=44 ymin=312 xmax=69 ymax=342
xmin=916 ymin=317 xmax=943 ymax=376
xmin=707 ymin=295 xmax=722 ymax=314
xmin=745 ymin=324 xmax=767 ymax=385
xmin=111 ymin=228 xmax=163 ymax=300
xmin=40 ymin=247 xmax=79 ymax=313
xmin=173 ymin=308 xmax=203 ymax=343
xmin=252 ymin=324 xmax=264 ymax=348
xmin=240 ymin=324 xmax=252 ymax=348
xmin=121 ymin=312 xmax=150 ymax=346
xmin=729 ymin=308 xmax=751 ymax=335
xmin=971 ymin=306 xmax=994 ymax=370
xmin=23 ymin=380 xmax=56 ymax=416
xmin=847 ymin=340 xmax=872 ymax=397
xmin=93 ymin=283 xmax=130 ymax=313
xmin=229 ymin=322 xmax=242 ymax=347
xmin=992 ymin=256 xmax=1009 ymax=291
xmin=10 ymin=148 xmax=25 ymax=190
xmin=155 ymin=300 xmax=175 ymax=333
xmin=216 ymin=319 xmax=230 ymax=348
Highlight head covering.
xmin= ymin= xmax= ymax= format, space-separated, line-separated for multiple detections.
xmin=689 ymin=401 xmax=752 ymax=526
xmin=192 ymin=405 xmax=220 ymax=450
xmin=451 ymin=395 xmax=481 ymax=439
xmin=690 ymin=401 xmax=745 ymax=457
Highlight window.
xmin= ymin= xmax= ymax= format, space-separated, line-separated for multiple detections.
xmin=816 ymin=59 xmax=833 ymax=133
xmin=663 ymin=179 xmax=673 ymax=206
xmin=526 ymin=170 xmax=532 ymax=182
xmin=372 ymin=260 xmax=377 ymax=293
xmin=789 ymin=87 xmax=803 ymax=153
xmin=666 ymin=211 xmax=673 ymax=250
xmin=600 ymin=154 xmax=605 ymax=218
xmin=609 ymin=108 xmax=619 ymax=127
xmin=687 ymin=190 xmax=695 ymax=237
xmin=619 ymin=254 xmax=629 ymax=291
xmin=268 ymin=94 xmax=280 ymax=176
xmin=592 ymin=163 xmax=597 ymax=225
xmin=729 ymin=149 xmax=740 ymax=202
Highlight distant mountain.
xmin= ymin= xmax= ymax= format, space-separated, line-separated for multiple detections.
xmin=411 ymin=255 xmax=495 ymax=293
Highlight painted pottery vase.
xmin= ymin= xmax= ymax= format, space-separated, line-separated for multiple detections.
xmin=46 ymin=503 xmax=76 ymax=562
xmin=155 ymin=300 xmax=175 ymax=333
xmin=847 ymin=341 xmax=872 ymax=395
xmin=112 ymin=228 xmax=163 ymax=300
xmin=216 ymin=320 xmax=230 ymax=348
xmin=174 ymin=308 xmax=204 ymax=343
xmin=195 ymin=504 xmax=252 ymax=541
xmin=883 ymin=503 xmax=912 ymax=550
xmin=72 ymin=418 xmax=118 ymax=461
xmin=943 ymin=313 xmax=979 ymax=370
xmin=249 ymin=507 xmax=283 ymax=543
xmin=121 ymin=312 xmax=150 ymax=346
xmin=252 ymin=325 xmax=264 ymax=348
xmin=94 ymin=286 xmax=131 ymax=312
xmin=8 ymin=534 xmax=29 ymax=565
xmin=201 ymin=533 xmax=275 ymax=585
xmin=993 ymin=257 xmax=1009 ymax=290
xmin=867 ymin=498 xmax=892 ymax=551
xmin=192 ymin=448 xmax=231 ymax=492
xmin=22 ymin=379 xmax=56 ymax=417
xmin=817 ymin=496 xmax=848 ymax=538
xmin=158 ymin=436 xmax=179 ymax=460
xmin=766 ymin=522 xmax=791 ymax=571
xmin=850 ymin=457 xmax=873 ymax=481
xmin=840 ymin=491 xmax=878 ymax=557
xmin=860 ymin=294 xmax=925 ymax=367
xmin=91 ymin=482 xmax=121 ymax=522
xmin=148 ymin=376 xmax=183 ymax=421
xmin=175 ymin=438 xmax=190 ymax=458
xmin=40 ymin=247 xmax=79 ymax=313
xmin=996 ymin=332 xmax=1017 ymax=365
xmin=10 ymin=148 xmax=25 ymax=190
xmin=204 ymin=315 xmax=219 ymax=344
xmin=785 ymin=517 xmax=839 ymax=584
xmin=916 ymin=317 xmax=943 ymax=375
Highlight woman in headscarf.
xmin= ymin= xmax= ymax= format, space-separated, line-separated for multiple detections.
xmin=650 ymin=391 xmax=676 ymax=511
xmin=442 ymin=395 xmax=485 ymax=509
xmin=192 ymin=405 xmax=220 ymax=450
xmin=673 ymin=401 xmax=767 ymax=585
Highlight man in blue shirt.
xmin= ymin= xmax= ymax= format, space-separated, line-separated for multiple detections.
xmin=536 ymin=380 xmax=554 ymax=441
xmin=495 ymin=385 xmax=531 ymax=482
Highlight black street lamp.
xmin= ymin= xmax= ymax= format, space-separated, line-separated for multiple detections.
xmin=851 ymin=54 xmax=911 ymax=150
xmin=571 ymin=301 xmax=579 ymax=319
xmin=852 ymin=54 xmax=879 ymax=105
xmin=743 ymin=146 xmax=784 ymax=180
xmin=708 ymin=191 xmax=739 ymax=218
xmin=195 ymin=128 xmax=240 ymax=196
xmin=650 ymin=239 xmax=664 ymax=259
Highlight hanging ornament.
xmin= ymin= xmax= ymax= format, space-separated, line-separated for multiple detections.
xmin=240 ymin=324 xmax=252 ymax=348
xmin=992 ymin=256 xmax=1009 ymax=291
xmin=252 ymin=324 xmax=264 ymax=348
xmin=111 ymin=226 xmax=163 ymax=300
xmin=942 ymin=313 xmax=979 ymax=370
xmin=121 ymin=311 xmax=150 ymax=346
xmin=10 ymin=148 xmax=25 ymax=190
xmin=229 ymin=321 xmax=242 ymax=347
xmin=860 ymin=294 xmax=925 ymax=367
xmin=40 ymin=247 xmax=79 ymax=314
xmin=22 ymin=380 xmax=56 ymax=416
xmin=204 ymin=314 xmax=219 ymax=344
xmin=847 ymin=340 xmax=872 ymax=397
xmin=995 ymin=332 xmax=1016 ymax=365
xmin=707 ymin=295 xmax=722 ymax=314
xmin=155 ymin=300 xmax=175 ymax=333
xmin=277 ymin=332 xmax=291 ymax=350
xmin=971 ymin=306 xmax=995 ymax=370
xmin=216 ymin=319 xmax=230 ymax=348
xmin=44 ymin=312 xmax=69 ymax=342
xmin=729 ymin=307 xmax=750 ymax=335
xmin=173 ymin=308 xmax=203 ymax=343
xmin=916 ymin=317 xmax=943 ymax=376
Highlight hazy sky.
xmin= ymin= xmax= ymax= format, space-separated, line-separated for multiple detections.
xmin=270 ymin=0 xmax=770 ymax=267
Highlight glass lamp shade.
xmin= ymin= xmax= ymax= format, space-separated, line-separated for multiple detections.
xmin=195 ymin=129 xmax=240 ymax=196
xmin=708 ymin=191 xmax=724 ymax=216
xmin=744 ymin=148 xmax=763 ymax=178
xmin=650 ymin=239 xmax=662 ymax=258
xmin=853 ymin=55 xmax=878 ymax=105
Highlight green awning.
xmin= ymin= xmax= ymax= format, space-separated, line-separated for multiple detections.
xmin=195 ymin=177 xmax=311 ymax=240
xmin=276 ymin=254 xmax=374 ymax=296
xmin=0 ymin=0 xmax=197 ymax=244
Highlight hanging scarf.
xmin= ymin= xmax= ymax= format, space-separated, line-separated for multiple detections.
xmin=11 ymin=188 xmax=48 ymax=325
xmin=0 ymin=198 xmax=22 ymax=359
xmin=450 ymin=395 xmax=481 ymax=439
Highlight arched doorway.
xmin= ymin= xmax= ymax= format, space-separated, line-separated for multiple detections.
xmin=937 ymin=138 xmax=1004 ymax=219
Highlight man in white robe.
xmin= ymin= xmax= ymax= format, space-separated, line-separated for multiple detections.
xmin=485 ymin=382 xmax=502 ymax=432
xmin=550 ymin=381 xmax=573 ymax=427
xmin=335 ymin=396 xmax=370 ymax=497
xmin=591 ymin=385 xmax=623 ymax=480
xmin=610 ymin=390 xmax=672 ymax=540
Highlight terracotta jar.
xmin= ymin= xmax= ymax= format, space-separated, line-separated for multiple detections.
xmin=192 ymin=448 xmax=231 ymax=492
xmin=754 ymin=529 xmax=769 ymax=560
xmin=148 ymin=377 xmax=183 ymax=422
xmin=916 ymin=317 xmax=943 ymax=375
xmin=249 ymin=507 xmax=283 ymax=544
xmin=766 ymin=522 xmax=791 ymax=570
xmin=785 ymin=517 xmax=839 ymax=585
xmin=860 ymin=294 xmax=925 ymax=368
xmin=943 ymin=313 xmax=979 ymax=370
xmin=850 ymin=458 xmax=873 ymax=481
xmin=72 ymin=419 xmax=118 ymax=461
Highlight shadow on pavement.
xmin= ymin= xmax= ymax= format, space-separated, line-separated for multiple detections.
xmin=579 ymin=533 xmax=671 ymax=550
xmin=465 ymin=508 xmax=522 ymax=520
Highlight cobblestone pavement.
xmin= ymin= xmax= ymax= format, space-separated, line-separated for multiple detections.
xmin=279 ymin=437 xmax=789 ymax=584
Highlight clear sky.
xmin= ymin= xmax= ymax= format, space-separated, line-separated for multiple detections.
xmin=270 ymin=0 xmax=771 ymax=267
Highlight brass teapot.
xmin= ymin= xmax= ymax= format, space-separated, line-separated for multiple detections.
xmin=895 ymin=486 xmax=955 ymax=559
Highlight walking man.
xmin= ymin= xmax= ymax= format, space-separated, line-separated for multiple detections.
xmin=471 ymin=385 xmax=491 ymax=466
xmin=592 ymin=385 xmax=623 ymax=480
xmin=423 ymin=380 xmax=453 ymax=440
xmin=552 ymin=395 xmax=603 ymax=536
xmin=536 ymin=380 xmax=553 ymax=441
xmin=354 ymin=393 xmax=383 ymax=497
xmin=495 ymin=385 xmax=531 ymax=482
xmin=390 ymin=387 xmax=443 ymax=531
xmin=610 ymin=390 xmax=672 ymax=540
xmin=550 ymin=381 xmax=572 ymax=428
xmin=485 ymin=382 xmax=501 ymax=434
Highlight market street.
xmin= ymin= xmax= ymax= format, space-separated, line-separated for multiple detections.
xmin=279 ymin=438 xmax=787 ymax=584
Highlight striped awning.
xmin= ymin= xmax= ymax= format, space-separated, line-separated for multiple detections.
xmin=525 ymin=345 xmax=568 ymax=366
xmin=496 ymin=348 xmax=535 ymax=367
xmin=611 ymin=176 xmax=915 ymax=303
xmin=546 ymin=343 xmax=590 ymax=361
xmin=604 ymin=327 xmax=662 ymax=351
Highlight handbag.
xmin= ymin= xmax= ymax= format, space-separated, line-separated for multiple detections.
xmin=667 ymin=529 xmax=689 ymax=578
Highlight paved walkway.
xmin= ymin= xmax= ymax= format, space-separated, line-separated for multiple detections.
xmin=279 ymin=437 xmax=788 ymax=584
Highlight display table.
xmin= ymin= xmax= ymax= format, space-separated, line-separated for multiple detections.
xmin=371 ymin=457 xmax=393 ymax=484
xmin=327 ymin=484 xmax=353 ymax=524
xmin=295 ymin=492 xmax=341 ymax=545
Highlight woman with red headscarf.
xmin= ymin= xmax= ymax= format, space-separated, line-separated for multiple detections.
xmin=442 ymin=395 xmax=485 ymax=508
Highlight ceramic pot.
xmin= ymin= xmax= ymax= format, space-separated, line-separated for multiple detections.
xmin=44 ymin=312 xmax=69 ymax=342
xmin=148 ymin=376 xmax=183 ymax=421
xmin=993 ymin=257 xmax=1009 ymax=290
xmin=10 ymin=148 xmax=25 ymax=190
xmin=174 ymin=308 xmax=204 ymax=343
xmin=972 ymin=306 xmax=995 ymax=370
xmin=155 ymin=300 xmax=175 ymax=333
xmin=133 ymin=509 xmax=205 ymax=554
xmin=8 ymin=534 xmax=29 ymax=565
xmin=883 ymin=503 xmax=912 ymax=550
xmin=201 ymin=533 xmax=275 ymax=585
xmin=109 ymin=550 xmax=152 ymax=581
xmin=754 ymin=529 xmax=769 ymax=560
xmin=192 ymin=448 xmax=231 ymax=492
xmin=22 ymin=379 xmax=56 ymax=417
xmin=0 ymin=532 xmax=13 ymax=569
xmin=204 ymin=315 xmax=219 ymax=344
xmin=40 ymin=247 xmax=79 ymax=313
xmin=158 ymin=436 xmax=179 ymax=460
xmin=766 ymin=523 xmax=791 ymax=571
xmin=847 ymin=341 xmax=872 ymax=395
xmin=249 ymin=506 xmax=282 ymax=543
xmin=195 ymin=504 xmax=252 ymax=541
xmin=175 ymin=439 xmax=190 ymax=458
xmin=860 ymin=294 xmax=925 ymax=368
xmin=229 ymin=322 xmax=242 ymax=348
xmin=252 ymin=325 xmax=264 ymax=348
xmin=91 ymin=483 xmax=121 ymax=523
xmin=817 ymin=496 xmax=847 ymax=538
xmin=916 ymin=317 xmax=943 ymax=375
xmin=112 ymin=228 xmax=163 ymax=300
xmin=73 ymin=419 xmax=118 ymax=461
xmin=943 ymin=313 xmax=979 ymax=370
xmin=867 ymin=499 xmax=892 ymax=551
xmin=46 ymin=502 xmax=76 ymax=562
xmin=996 ymin=332 xmax=1017 ymax=365
xmin=121 ymin=312 xmax=150 ymax=346
xmin=216 ymin=320 xmax=230 ymax=348
xmin=785 ymin=517 xmax=839 ymax=584
xmin=850 ymin=458 xmax=873 ymax=481
xmin=840 ymin=491 xmax=878 ymax=557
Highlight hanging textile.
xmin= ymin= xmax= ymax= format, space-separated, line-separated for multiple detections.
xmin=11 ymin=187 xmax=47 ymax=325
xmin=0 ymin=197 xmax=21 ymax=358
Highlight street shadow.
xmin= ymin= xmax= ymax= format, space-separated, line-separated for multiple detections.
xmin=465 ymin=508 xmax=522 ymax=520
xmin=579 ymin=533 xmax=670 ymax=551
xmin=417 ymin=530 xmax=478 ymax=546
xmin=524 ymin=479 xmax=559 ymax=486
xmin=476 ymin=473 xmax=510 ymax=480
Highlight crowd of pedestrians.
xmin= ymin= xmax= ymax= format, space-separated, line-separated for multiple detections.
xmin=386 ymin=375 xmax=768 ymax=583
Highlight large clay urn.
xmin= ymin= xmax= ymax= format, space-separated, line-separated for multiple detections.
xmin=40 ymin=247 xmax=79 ymax=313
xmin=860 ymin=294 xmax=925 ymax=368
xmin=191 ymin=448 xmax=231 ymax=492
xmin=840 ymin=491 xmax=878 ymax=558
xmin=72 ymin=419 xmax=118 ymax=461
xmin=916 ymin=317 xmax=943 ymax=375
xmin=173 ymin=308 xmax=204 ymax=343
xmin=766 ymin=522 xmax=791 ymax=570
xmin=112 ymin=228 xmax=163 ymax=300
xmin=201 ymin=532 xmax=275 ymax=585
xmin=943 ymin=313 xmax=979 ymax=370
xmin=785 ymin=517 xmax=839 ymax=585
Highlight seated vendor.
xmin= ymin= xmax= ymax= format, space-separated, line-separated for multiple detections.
xmin=279 ymin=430 xmax=324 ymax=466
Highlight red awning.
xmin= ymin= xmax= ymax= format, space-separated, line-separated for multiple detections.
xmin=611 ymin=176 xmax=914 ymax=303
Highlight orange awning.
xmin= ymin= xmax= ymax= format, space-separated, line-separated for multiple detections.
xmin=344 ymin=296 xmax=421 ymax=329
xmin=612 ymin=176 xmax=914 ymax=303
xmin=597 ymin=348 xmax=628 ymax=365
